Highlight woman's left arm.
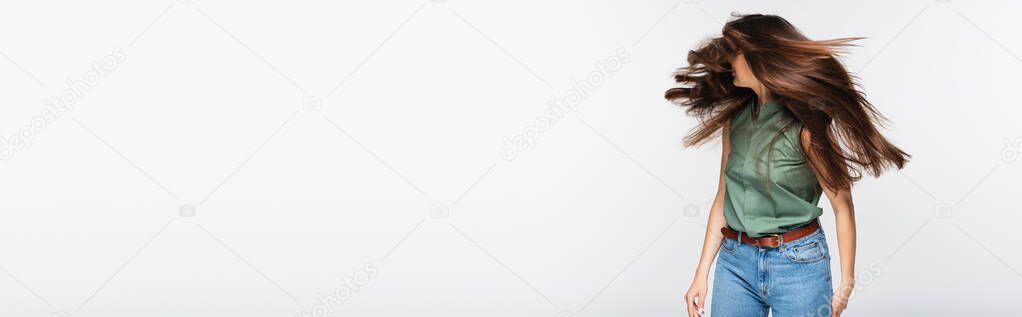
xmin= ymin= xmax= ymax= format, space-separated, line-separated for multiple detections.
xmin=822 ymin=181 xmax=855 ymax=316
xmin=801 ymin=128 xmax=856 ymax=316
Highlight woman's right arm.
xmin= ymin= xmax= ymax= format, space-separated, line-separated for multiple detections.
xmin=684 ymin=121 xmax=731 ymax=317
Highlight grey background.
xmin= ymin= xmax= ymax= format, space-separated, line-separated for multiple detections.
xmin=0 ymin=0 xmax=1019 ymax=316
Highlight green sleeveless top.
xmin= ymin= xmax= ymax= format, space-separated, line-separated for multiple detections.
xmin=722 ymin=99 xmax=823 ymax=237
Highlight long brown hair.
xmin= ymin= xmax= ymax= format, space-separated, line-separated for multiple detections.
xmin=665 ymin=13 xmax=909 ymax=191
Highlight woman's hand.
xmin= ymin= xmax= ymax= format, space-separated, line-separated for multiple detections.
xmin=684 ymin=279 xmax=708 ymax=316
xmin=831 ymin=281 xmax=854 ymax=316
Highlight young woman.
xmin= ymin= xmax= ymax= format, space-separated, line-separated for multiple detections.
xmin=665 ymin=14 xmax=910 ymax=316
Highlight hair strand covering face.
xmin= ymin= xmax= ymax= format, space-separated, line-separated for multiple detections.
xmin=664 ymin=13 xmax=910 ymax=191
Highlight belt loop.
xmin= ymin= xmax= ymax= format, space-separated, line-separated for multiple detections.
xmin=737 ymin=231 xmax=742 ymax=243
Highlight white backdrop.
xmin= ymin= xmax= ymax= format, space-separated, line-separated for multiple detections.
xmin=1 ymin=0 xmax=1020 ymax=316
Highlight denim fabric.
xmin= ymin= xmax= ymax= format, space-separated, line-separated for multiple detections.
xmin=710 ymin=228 xmax=833 ymax=316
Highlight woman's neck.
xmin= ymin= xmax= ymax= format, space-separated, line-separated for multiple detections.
xmin=754 ymin=86 xmax=773 ymax=106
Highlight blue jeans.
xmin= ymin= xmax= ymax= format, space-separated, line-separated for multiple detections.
xmin=710 ymin=227 xmax=833 ymax=316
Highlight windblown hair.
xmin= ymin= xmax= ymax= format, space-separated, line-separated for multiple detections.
xmin=665 ymin=13 xmax=909 ymax=191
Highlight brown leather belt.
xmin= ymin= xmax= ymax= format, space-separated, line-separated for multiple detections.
xmin=721 ymin=219 xmax=820 ymax=248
